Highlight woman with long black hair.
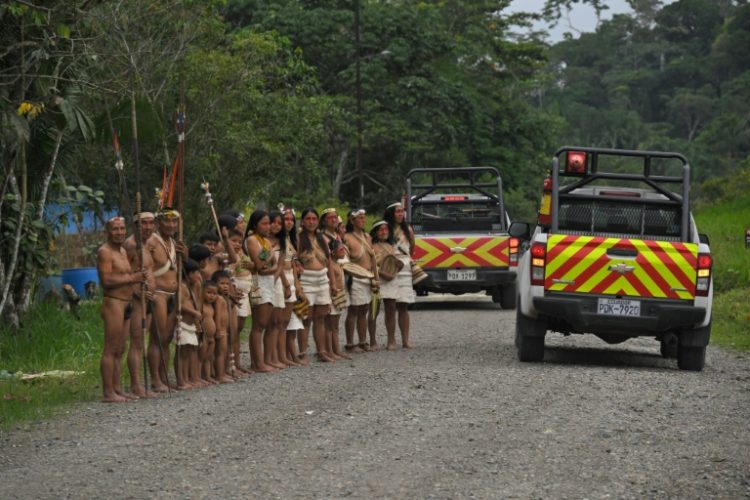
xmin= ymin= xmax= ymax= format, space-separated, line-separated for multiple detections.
xmin=297 ymin=208 xmax=339 ymax=362
xmin=268 ymin=209 xmax=295 ymax=368
xmin=383 ymin=202 xmax=415 ymax=348
xmin=244 ymin=209 xmax=278 ymax=372
xmin=282 ymin=207 xmax=304 ymax=365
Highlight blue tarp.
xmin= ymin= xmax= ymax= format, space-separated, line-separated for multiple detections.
xmin=44 ymin=204 xmax=118 ymax=234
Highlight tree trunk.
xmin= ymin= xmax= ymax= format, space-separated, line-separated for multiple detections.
xmin=332 ymin=147 xmax=349 ymax=201
xmin=0 ymin=173 xmax=26 ymax=323
xmin=16 ymin=130 xmax=65 ymax=315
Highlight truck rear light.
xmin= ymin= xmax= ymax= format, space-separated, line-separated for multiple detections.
xmin=509 ymin=238 xmax=519 ymax=266
xmin=538 ymin=175 xmax=552 ymax=226
xmin=565 ymin=151 xmax=587 ymax=175
xmin=530 ymin=242 xmax=546 ymax=286
xmin=696 ymin=253 xmax=712 ymax=296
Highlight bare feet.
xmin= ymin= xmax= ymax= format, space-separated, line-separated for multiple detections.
xmin=114 ymin=389 xmax=138 ymax=401
xmin=402 ymin=342 xmax=413 ymax=349
xmin=359 ymin=342 xmax=370 ymax=352
xmin=369 ymin=343 xmax=381 ymax=352
xmin=334 ymin=351 xmax=353 ymax=360
xmin=219 ymin=375 xmax=234 ymax=384
xmin=297 ymin=354 xmax=310 ymax=366
xmin=316 ymin=352 xmax=335 ymax=363
xmin=386 ymin=342 xmax=397 ymax=351
xmin=131 ymin=386 xmax=157 ymax=398
xmin=101 ymin=393 xmax=128 ymax=403
xmin=255 ymin=364 xmax=278 ymax=373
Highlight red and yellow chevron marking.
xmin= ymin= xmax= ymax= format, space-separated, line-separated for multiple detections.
xmin=414 ymin=236 xmax=509 ymax=269
xmin=544 ymin=234 xmax=698 ymax=301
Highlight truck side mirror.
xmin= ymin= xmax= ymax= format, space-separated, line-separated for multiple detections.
xmin=509 ymin=221 xmax=531 ymax=241
xmin=699 ymin=233 xmax=710 ymax=245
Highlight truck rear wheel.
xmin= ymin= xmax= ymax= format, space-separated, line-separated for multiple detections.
xmin=500 ymin=285 xmax=516 ymax=310
xmin=515 ymin=306 xmax=545 ymax=362
xmin=677 ymin=346 xmax=706 ymax=371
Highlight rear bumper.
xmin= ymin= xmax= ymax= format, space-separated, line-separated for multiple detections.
xmin=419 ymin=268 xmax=516 ymax=294
xmin=533 ymin=293 xmax=706 ymax=335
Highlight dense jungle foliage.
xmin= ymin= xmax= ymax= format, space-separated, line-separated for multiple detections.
xmin=1 ymin=0 xmax=749 ymax=326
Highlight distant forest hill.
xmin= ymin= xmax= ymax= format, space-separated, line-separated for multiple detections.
xmin=537 ymin=0 xmax=750 ymax=196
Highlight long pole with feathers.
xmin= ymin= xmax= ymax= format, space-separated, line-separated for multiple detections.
xmin=175 ymin=81 xmax=187 ymax=382
xmin=131 ymin=88 xmax=171 ymax=395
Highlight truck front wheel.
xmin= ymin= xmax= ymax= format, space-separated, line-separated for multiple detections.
xmin=515 ymin=306 xmax=546 ymax=362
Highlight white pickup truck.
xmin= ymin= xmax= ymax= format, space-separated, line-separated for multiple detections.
xmin=511 ymin=147 xmax=713 ymax=371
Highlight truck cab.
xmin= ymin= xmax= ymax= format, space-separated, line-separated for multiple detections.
xmin=514 ymin=147 xmax=713 ymax=370
xmin=406 ymin=167 xmax=519 ymax=308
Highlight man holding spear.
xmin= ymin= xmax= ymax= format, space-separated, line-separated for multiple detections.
xmin=123 ymin=210 xmax=156 ymax=397
xmin=145 ymin=209 xmax=185 ymax=392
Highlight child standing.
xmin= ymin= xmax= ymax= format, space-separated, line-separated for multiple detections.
xmin=176 ymin=259 xmax=203 ymax=389
xmin=212 ymin=270 xmax=236 ymax=382
xmin=201 ymin=281 xmax=219 ymax=384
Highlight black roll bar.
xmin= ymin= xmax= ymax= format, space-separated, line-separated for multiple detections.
xmin=406 ymin=166 xmax=506 ymax=231
xmin=551 ymin=147 xmax=691 ymax=241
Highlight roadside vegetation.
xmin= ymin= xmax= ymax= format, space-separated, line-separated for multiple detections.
xmin=0 ymin=302 xmax=102 ymax=430
xmin=695 ymin=174 xmax=750 ymax=353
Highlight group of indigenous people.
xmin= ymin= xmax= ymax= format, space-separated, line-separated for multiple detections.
xmin=96 ymin=201 xmax=416 ymax=402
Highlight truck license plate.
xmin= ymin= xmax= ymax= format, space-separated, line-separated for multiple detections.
xmin=597 ymin=298 xmax=641 ymax=317
xmin=447 ymin=269 xmax=476 ymax=281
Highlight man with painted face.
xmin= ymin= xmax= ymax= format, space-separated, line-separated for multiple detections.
xmin=145 ymin=208 xmax=187 ymax=391
xmin=97 ymin=216 xmax=147 ymax=402
xmin=123 ymin=211 xmax=156 ymax=398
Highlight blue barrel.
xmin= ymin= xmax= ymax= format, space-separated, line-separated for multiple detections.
xmin=61 ymin=267 xmax=100 ymax=298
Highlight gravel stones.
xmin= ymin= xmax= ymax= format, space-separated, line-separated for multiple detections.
xmin=1 ymin=294 xmax=749 ymax=498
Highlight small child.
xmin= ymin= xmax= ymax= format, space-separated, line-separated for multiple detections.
xmin=212 ymin=270 xmax=235 ymax=383
xmin=189 ymin=243 xmax=213 ymax=282
xmin=202 ymin=227 xmax=238 ymax=280
xmin=198 ymin=231 xmax=221 ymax=255
xmin=201 ymin=281 xmax=219 ymax=384
xmin=176 ymin=259 xmax=204 ymax=390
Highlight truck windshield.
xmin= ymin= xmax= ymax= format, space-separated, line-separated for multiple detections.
xmin=412 ymin=201 xmax=502 ymax=231
xmin=559 ymin=199 xmax=682 ymax=240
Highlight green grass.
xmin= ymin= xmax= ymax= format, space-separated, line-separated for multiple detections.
xmin=711 ymin=287 xmax=750 ymax=351
xmin=0 ymin=299 xmax=254 ymax=431
xmin=694 ymin=194 xmax=750 ymax=352
xmin=0 ymin=301 xmax=103 ymax=431
xmin=695 ymin=195 xmax=750 ymax=292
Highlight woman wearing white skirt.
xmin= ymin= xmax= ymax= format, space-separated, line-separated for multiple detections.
xmin=244 ymin=210 xmax=279 ymax=373
xmin=383 ymin=202 xmax=415 ymax=348
xmin=283 ymin=207 xmax=306 ymax=364
xmin=297 ymin=208 xmax=339 ymax=362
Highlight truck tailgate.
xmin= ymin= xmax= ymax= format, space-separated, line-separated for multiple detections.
xmin=414 ymin=236 xmax=510 ymax=269
xmin=544 ymin=234 xmax=698 ymax=300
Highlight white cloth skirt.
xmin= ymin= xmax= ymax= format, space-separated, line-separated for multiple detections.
xmin=233 ymin=274 xmax=253 ymax=317
xmin=380 ymin=255 xmax=415 ymax=303
xmin=299 ymin=268 xmax=331 ymax=306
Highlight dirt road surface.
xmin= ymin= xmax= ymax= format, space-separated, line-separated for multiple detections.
xmin=2 ymin=294 xmax=749 ymax=499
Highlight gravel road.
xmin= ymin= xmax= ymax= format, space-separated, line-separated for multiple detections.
xmin=2 ymin=294 xmax=749 ymax=499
